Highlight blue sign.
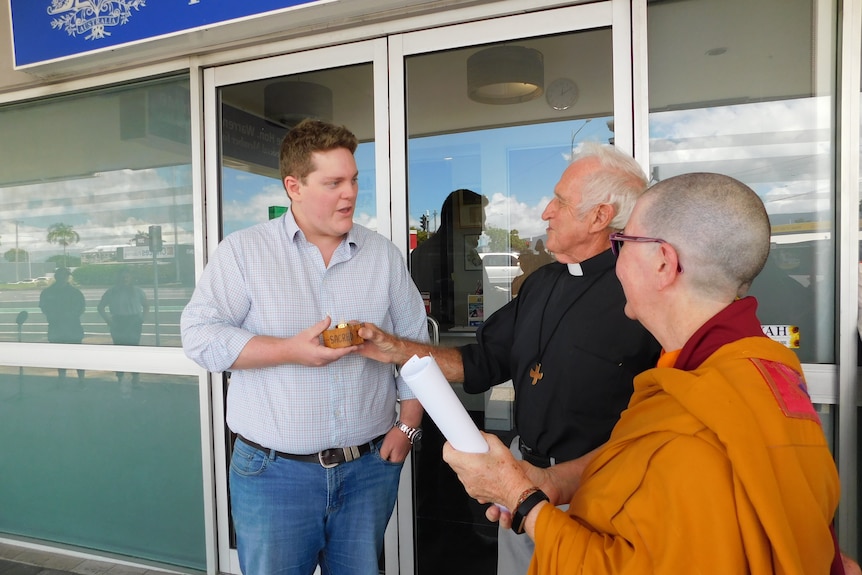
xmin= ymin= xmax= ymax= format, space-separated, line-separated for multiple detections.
xmin=10 ymin=0 xmax=325 ymax=68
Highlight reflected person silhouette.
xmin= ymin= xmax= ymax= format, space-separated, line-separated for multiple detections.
xmin=38 ymin=267 xmax=86 ymax=382
xmin=411 ymin=189 xmax=486 ymax=329
xmin=511 ymin=238 xmax=555 ymax=297
xmin=98 ymin=268 xmax=149 ymax=386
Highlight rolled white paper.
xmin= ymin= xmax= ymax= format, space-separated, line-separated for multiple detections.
xmin=399 ymin=354 xmax=489 ymax=453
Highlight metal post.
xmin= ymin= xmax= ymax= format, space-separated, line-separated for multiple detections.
xmin=16 ymin=311 xmax=28 ymax=390
xmin=149 ymin=225 xmax=162 ymax=346
xmin=14 ymin=221 xmax=19 ymax=282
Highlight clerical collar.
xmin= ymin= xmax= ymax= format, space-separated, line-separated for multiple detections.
xmin=560 ymin=249 xmax=614 ymax=277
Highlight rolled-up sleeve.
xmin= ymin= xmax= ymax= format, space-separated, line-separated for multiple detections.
xmin=181 ymin=240 xmax=256 ymax=372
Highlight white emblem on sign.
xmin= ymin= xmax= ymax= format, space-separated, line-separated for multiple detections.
xmin=48 ymin=0 xmax=146 ymax=41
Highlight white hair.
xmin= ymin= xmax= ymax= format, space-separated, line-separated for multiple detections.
xmin=573 ymin=143 xmax=649 ymax=230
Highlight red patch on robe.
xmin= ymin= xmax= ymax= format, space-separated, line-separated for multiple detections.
xmin=750 ymin=358 xmax=819 ymax=423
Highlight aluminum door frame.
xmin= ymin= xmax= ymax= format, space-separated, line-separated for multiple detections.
xmin=202 ymin=38 xmax=391 ymax=575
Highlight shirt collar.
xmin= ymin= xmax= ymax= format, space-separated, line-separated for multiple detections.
xmin=281 ymin=208 xmax=359 ymax=251
xmin=283 ymin=207 xmax=301 ymax=241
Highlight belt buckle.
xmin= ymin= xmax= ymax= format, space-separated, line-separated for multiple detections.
xmin=318 ymin=449 xmax=341 ymax=468
xmin=318 ymin=445 xmax=363 ymax=468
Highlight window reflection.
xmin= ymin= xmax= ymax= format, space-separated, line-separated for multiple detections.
xmin=407 ymin=121 xmax=613 ymax=328
xmin=0 ymin=365 xmax=206 ymax=568
xmin=648 ymin=0 xmax=835 ymax=364
xmin=218 ymin=63 xmax=377 ymax=238
xmin=0 ymin=77 xmax=194 ymax=347
xmin=405 ymin=28 xmax=614 ymax=575
xmin=219 ymin=139 xmax=377 ymax=238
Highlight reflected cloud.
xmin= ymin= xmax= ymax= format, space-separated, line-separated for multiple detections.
xmin=0 ymin=166 xmax=194 ymax=261
xmin=484 ymin=192 xmax=550 ymax=240
xmin=650 ymin=97 xmax=832 ymax=218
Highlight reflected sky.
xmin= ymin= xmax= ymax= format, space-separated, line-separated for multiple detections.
xmin=220 ymin=98 xmax=832 ymax=245
xmin=0 ymin=98 xmax=834 ymax=266
xmin=0 ymin=165 xmax=193 ymax=263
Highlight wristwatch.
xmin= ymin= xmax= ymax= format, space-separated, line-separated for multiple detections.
xmin=393 ymin=420 xmax=423 ymax=445
xmin=512 ymin=487 xmax=549 ymax=535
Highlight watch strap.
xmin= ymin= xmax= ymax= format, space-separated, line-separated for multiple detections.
xmin=394 ymin=420 xmax=421 ymax=444
xmin=512 ymin=487 xmax=549 ymax=535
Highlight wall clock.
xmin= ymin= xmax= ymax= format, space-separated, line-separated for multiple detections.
xmin=545 ymin=77 xmax=578 ymax=111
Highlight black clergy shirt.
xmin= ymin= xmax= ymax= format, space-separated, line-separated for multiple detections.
xmin=459 ymin=249 xmax=661 ymax=463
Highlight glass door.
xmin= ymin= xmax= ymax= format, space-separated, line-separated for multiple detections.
xmin=202 ymin=3 xmax=638 ymax=571
xmin=388 ymin=3 xmax=635 ymax=573
xmin=203 ymin=39 xmax=392 ymax=575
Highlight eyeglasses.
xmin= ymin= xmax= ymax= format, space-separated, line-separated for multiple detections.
xmin=609 ymin=232 xmax=683 ymax=273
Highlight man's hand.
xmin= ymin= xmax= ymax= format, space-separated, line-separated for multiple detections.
xmin=357 ymin=322 xmax=409 ymax=364
xmin=843 ymin=553 xmax=862 ymax=575
xmin=356 ymin=322 xmax=467 ymax=382
xmin=378 ymin=426 xmax=413 ymax=463
xmin=294 ymin=317 xmax=358 ymax=367
xmin=231 ymin=316 xmax=356 ymax=370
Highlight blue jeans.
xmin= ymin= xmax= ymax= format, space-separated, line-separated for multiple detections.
xmin=229 ymin=437 xmax=403 ymax=575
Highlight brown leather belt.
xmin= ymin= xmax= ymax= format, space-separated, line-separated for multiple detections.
xmin=236 ymin=434 xmax=384 ymax=468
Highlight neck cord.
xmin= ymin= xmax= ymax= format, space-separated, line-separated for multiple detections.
xmin=531 ymin=264 xmax=611 ymax=384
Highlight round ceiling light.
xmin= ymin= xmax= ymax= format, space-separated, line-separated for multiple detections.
xmin=264 ymin=81 xmax=333 ymax=128
xmin=467 ymin=45 xmax=544 ymax=105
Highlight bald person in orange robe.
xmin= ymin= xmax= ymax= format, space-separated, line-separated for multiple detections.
xmin=444 ymin=172 xmax=848 ymax=574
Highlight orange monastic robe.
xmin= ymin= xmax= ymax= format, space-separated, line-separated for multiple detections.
xmin=531 ymin=336 xmax=840 ymax=574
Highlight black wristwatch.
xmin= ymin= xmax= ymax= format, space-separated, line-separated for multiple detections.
xmin=393 ymin=420 xmax=423 ymax=445
xmin=512 ymin=487 xmax=549 ymax=535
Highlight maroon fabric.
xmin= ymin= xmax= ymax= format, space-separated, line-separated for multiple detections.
xmin=673 ymin=297 xmax=766 ymax=371
xmin=831 ymin=524 xmax=845 ymax=575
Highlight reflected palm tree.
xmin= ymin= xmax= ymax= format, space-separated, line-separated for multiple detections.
xmin=46 ymin=223 xmax=80 ymax=268
xmin=132 ymin=230 xmax=149 ymax=246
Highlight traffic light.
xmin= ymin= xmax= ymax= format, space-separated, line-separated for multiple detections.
xmin=420 ymin=214 xmax=429 ymax=231
xmin=149 ymin=225 xmax=163 ymax=253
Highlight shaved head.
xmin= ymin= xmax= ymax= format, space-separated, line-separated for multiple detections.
xmin=637 ymin=173 xmax=770 ymax=299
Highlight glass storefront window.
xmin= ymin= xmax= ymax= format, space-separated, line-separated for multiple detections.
xmin=407 ymin=31 xmax=614 ymax=331
xmin=0 ymin=77 xmax=195 ymax=348
xmin=0 ymin=366 xmax=205 ymax=569
xmin=647 ymin=0 xmax=837 ymax=364
xmin=0 ymin=75 xmax=202 ymax=570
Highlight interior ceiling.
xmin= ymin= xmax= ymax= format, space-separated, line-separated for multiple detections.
xmin=220 ymin=27 xmax=618 ymax=142
xmin=218 ymin=0 xmax=813 ymax=141
xmin=0 ymin=0 xmax=815 ymax=186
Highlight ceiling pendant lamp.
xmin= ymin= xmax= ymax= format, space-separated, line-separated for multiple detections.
xmin=264 ymin=81 xmax=333 ymax=128
xmin=467 ymin=45 xmax=544 ymax=105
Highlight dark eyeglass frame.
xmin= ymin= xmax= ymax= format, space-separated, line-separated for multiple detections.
xmin=609 ymin=232 xmax=683 ymax=273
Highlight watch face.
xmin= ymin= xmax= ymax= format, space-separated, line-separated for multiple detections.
xmin=546 ymin=78 xmax=578 ymax=111
xmin=413 ymin=429 xmax=423 ymax=442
